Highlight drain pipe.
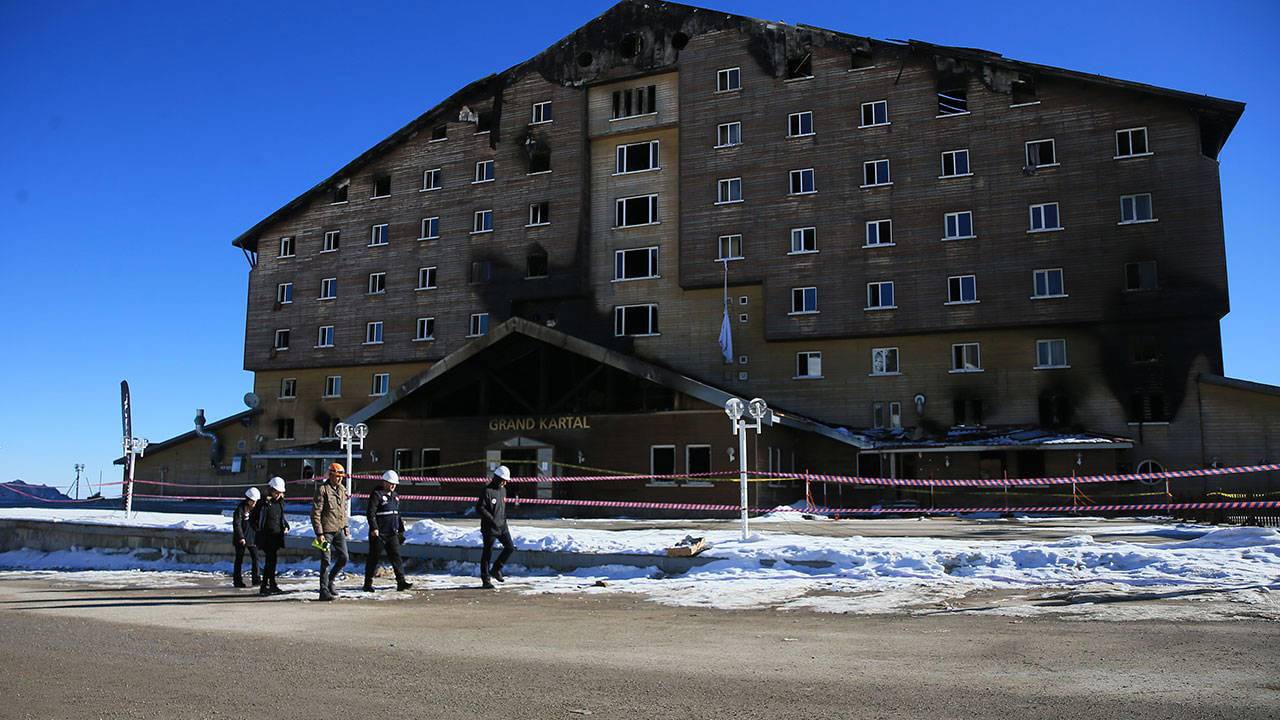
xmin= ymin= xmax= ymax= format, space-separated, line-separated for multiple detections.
xmin=192 ymin=409 xmax=222 ymax=468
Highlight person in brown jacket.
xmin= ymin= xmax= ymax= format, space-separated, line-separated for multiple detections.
xmin=311 ymin=462 xmax=350 ymax=601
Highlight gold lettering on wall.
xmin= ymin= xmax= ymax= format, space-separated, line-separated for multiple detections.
xmin=487 ymin=416 xmax=593 ymax=432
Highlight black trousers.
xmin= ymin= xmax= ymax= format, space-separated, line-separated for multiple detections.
xmin=364 ymin=532 xmax=406 ymax=586
xmin=481 ymin=528 xmax=514 ymax=580
xmin=259 ymin=535 xmax=283 ymax=590
xmin=233 ymin=542 xmax=260 ymax=584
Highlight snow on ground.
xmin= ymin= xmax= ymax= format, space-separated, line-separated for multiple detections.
xmin=1 ymin=508 xmax=1278 ymax=619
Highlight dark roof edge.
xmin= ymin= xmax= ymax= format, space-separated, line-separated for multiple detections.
xmin=1198 ymin=373 xmax=1280 ymax=398
xmin=112 ymin=408 xmax=261 ymax=464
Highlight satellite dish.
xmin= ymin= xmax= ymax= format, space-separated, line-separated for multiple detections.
xmin=244 ymin=392 xmax=260 ymax=409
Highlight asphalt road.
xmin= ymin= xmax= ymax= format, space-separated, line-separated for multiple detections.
xmin=0 ymin=575 xmax=1275 ymax=719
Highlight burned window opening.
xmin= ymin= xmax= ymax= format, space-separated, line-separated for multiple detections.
xmin=1129 ymin=391 xmax=1169 ymax=422
xmin=1199 ymin=116 xmax=1226 ymax=160
xmin=526 ymin=246 xmax=548 ymax=279
xmin=671 ymin=31 xmax=689 ymax=50
xmin=577 ymin=51 xmax=594 ymax=68
xmin=469 ymin=260 xmax=493 ymax=285
xmin=431 ymin=124 xmax=447 ymax=141
xmin=475 ymin=111 xmax=493 ymax=134
xmin=850 ymin=46 xmax=874 ymax=70
xmin=612 ymin=85 xmax=656 ymax=119
xmin=331 ymin=180 xmax=348 ymax=204
xmin=1038 ymin=393 xmax=1073 ymax=429
xmin=523 ymin=132 xmax=552 ymax=173
xmin=787 ymin=51 xmax=812 ymax=79
xmin=937 ymin=79 xmax=968 ymax=115
xmin=620 ymin=33 xmax=642 ymax=58
xmin=1011 ymin=76 xmax=1037 ymax=104
xmin=1130 ymin=335 xmax=1161 ymax=364
xmin=371 ymin=172 xmax=391 ymax=198
xmin=952 ymin=397 xmax=985 ymax=426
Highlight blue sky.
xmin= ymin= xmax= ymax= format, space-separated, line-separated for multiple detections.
xmin=0 ymin=0 xmax=1275 ymax=492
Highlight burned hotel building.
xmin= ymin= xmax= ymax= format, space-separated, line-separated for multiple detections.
xmin=130 ymin=1 xmax=1279 ymax=508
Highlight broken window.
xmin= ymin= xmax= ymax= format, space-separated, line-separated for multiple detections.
xmin=528 ymin=202 xmax=549 ymax=226
xmin=1124 ymin=261 xmax=1159 ymax=291
xmin=1025 ymin=139 xmax=1057 ymax=168
xmin=469 ymin=260 xmax=492 ymax=285
xmin=1120 ymin=193 xmax=1154 ymax=223
xmin=371 ymin=173 xmax=391 ymax=198
xmin=789 ymin=168 xmax=815 ymax=195
xmin=1011 ymin=76 xmax=1037 ymax=105
xmin=1129 ymin=392 xmax=1169 ymax=422
xmin=686 ymin=446 xmax=712 ymax=475
xmin=421 ymin=448 xmax=441 ymax=468
xmin=937 ymin=81 xmax=968 ymax=115
xmin=528 ymin=146 xmax=551 ymax=173
xmin=862 ymin=159 xmax=891 ymax=186
xmin=475 ymin=111 xmax=493 ymax=134
xmin=650 ymin=446 xmax=676 ymax=476
xmin=1038 ymin=394 xmax=1072 ymax=428
xmin=322 ymin=230 xmax=339 ymax=252
xmin=952 ymin=397 xmax=985 ymax=426
xmin=1130 ymin=335 xmax=1160 ymax=363
xmin=865 ymin=219 xmax=892 ymax=247
xmin=786 ymin=52 xmax=812 ymax=80
xmin=275 ymin=418 xmax=294 ymax=440
xmin=431 ymin=124 xmax=447 ymax=141
xmin=615 ymin=194 xmax=658 ymax=227
xmin=331 ymin=181 xmax=349 ymax=204
xmin=616 ymin=140 xmax=659 ymax=173
xmin=860 ymin=100 xmax=888 ymax=127
xmin=614 ymin=304 xmax=658 ymax=336
xmin=1116 ymin=127 xmax=1150 ymax=158
xmin=614 ymin=246 xmax=659 ymax=281
xmin=850 ymin=47 xmax=874 ymax=70
xmin=620 ymin=33 xmax=641 ymax=59
xmin=787 ymin=111 xmax=814 ymax=137
xmin=612 ymin=85 xmax=657 ymax=119
xmin=526 ymin=248 xmax=548 ymax=279
xmin=716 ymin=67 xmax=741 ymax=92
xmin=872 ymin=401 xmax=885 ymax=429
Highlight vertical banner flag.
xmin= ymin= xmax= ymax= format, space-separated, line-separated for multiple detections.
xmin=718 ymin=260 xmax=733 ymax=363
xmin=120 ymin=380 xmax=132 ymax=484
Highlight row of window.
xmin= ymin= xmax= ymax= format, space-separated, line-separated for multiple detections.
xmin=277 ymin=372 xmax=390 ymax=402
xmin=791 ymin=339 xmax=1069 ymax=380
xmin=271 ymin=313 xmax=489 ymax=352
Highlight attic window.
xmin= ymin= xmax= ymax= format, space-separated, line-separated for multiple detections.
xmin=938 ymin=81 xmax=969 ymax=116
xmin=850 ymin=47 xmax=874 ymax=70
xmin=431 ymin=124 xmax=447 ymax=141
xmin=331 ymin=181 xmax=349 ymax=204
xmin=1011 ymin=76 xmax=1037 ymax=105
xmin=620 ymin=33 xmax=641 ymax=58
xmin=786 ymin=52 xmax=813 ymax=80
xmin=475 ymin=111 xmax=493 ymax=134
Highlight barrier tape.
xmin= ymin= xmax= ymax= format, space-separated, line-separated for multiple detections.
xmin=759 ymin=463 xmax=1280 ymax=488
xmin=0 ymin=483 xmax=118 ymax=503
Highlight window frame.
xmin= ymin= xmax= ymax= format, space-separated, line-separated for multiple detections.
xmin=370 ymin=173 xmax=391 ymax=199
xmin=648 ymin=445 xmax=677 ymax=487
xmin=715 ymin=121 xmax=742 ymax=148
xmin=789 ymin=286 xmax=818 ymax=315
xmin=1035 ymin=339 xmax=1069 ymax=369
xmin=787 ymin=111 xmax=815 ymax=138
xmin=1032 ymin=268 xmax=1067 ymax=299
xmin=467 ymin=313 xmax=490 ymax=338
xmin=527 ymin=202 xmax=550 ymax=227
xmin=316 ymin=325 xmax=335 ymax=348
xmin=870 ymin=347 xmax=900 ymax=376
xmin=1028 ymin=202 xmax=1063 ymax=233
xmin=473 ymin=160 xmax=495 ymax=184
xmin=794 ymin=351 xmax=823 ymax=380
xmin=279 ymin=377 xmax=297 ymax=399
xmin=940 ymin=148 xmax=972 ymax=178
xmin=862 ymin=159 xmax=892 ymax=187
xmin=859 ymin=100 xmax=889 ymax=128
xmin=319 ymin=277 xmax=336 ymax=300
xmin=788 ymin=226 xmax=817 ymax=255
xmin=614 ymin=140 xmax=660 ymax=175
xmin=471 ymin=209 xmax=494 ymax=234
xmin=323 ymin=375 xmax=342 ymax=399
xmin=369 ymin=223 xmax=389 ymax=247
xmin=866 ymin=281 xmax=896 ymax=311
xmin=416 ymin=266 xmax=438 ymax=291
xmin=788 ymin=168 xmax=816 ymax=195
xmin=716 ymin=67 xmax=741 ymax=93
xmin=950 ymin=343 xmax=983 ymax=373
xmin=530 ymin=101 xmax=552 ymax=125
xmin=614 ymin=194 xmax=660 ymax=228
xmin=716 ymin=177 xmax=743 ymax=205
xmin=1124 ymin=261 xmax=1159 ymax=292
xmin=1115 ymin=127 xmax=1151 ymax=159
xmin=367 ymin=272 xmax=386 ymax=295
xmin=321 ymin=230 xmax=339 ymax=253
xmin=277 ymin=236 xmax=295 ymax=259
xmin=1119 ymin=193 xmax=1156 ymax=224
xmin=864 ymin=219 xmax=893 ymax=248
xmin=717 ymin=234 xmax=744 ymax=261
xmin=364 ymin=321 xmax=384 ymax=346
xmin=1025 ymin=138 xmax=1058 ymax=169
xmin=273 ymin=328 xmax=290 ymax=351
xmin=421 ymin=168 xmax=441 ymax=192
xmin=419 ymin=216 xmax=440 ymax=240
xmin=370 ymin=373 xmax=390 ymax=397
xmin=276 ymin=282 xmax=293 ymax=305
xmin=943 ymin=210 xmax=975 ymax=240
xmin=946 ymin=274 xmax=978 ymax=305
xmin=414 ymin=316 xmax=435 ymax=342
xmin=613 ymin=246 xmax=660 ymax=282
xmin=613 ymin=304 xmax=660 ymax=337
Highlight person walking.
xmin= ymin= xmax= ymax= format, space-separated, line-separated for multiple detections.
xmin=363 ymin=470 xmax=413 ymax=592
xmin=254 ymin=477 xmax=289 ymax=596
xmin=477 ymin=465 xmax=515 ymax=589
xmin=232 ymin=487 xmax=261 ymax=588
xmin=311 ymin=462 xmax=350 ymax=601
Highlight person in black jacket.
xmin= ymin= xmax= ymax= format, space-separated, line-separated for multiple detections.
xmin=477 ymin=465 xmax=515 ymax=589
xmin=253 ymin=477 xmax=290 ymax=596
xmin=363 ymin=470 xmax=413 ymax=592
xmin=232 ymin=487 xmax=261 ymax=588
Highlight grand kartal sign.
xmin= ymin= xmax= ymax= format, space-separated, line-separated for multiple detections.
xmin=487 ymin=416 xmax=593 ymax=432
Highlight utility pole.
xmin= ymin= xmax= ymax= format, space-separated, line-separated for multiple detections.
xmin=334 ymin=422 xmax=368 ymax=517
xmin=724 ymin=397 xmax=768 ymax=541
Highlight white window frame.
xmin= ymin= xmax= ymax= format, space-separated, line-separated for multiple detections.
xmin=1028 ymin=203 xmax=1063 ymax=233
xmin=364 ymin=321 xmax=384 ymax=345
xmin=367 ymin=272 xmax=386 ymax=295
xmin=370 ymin=174 xmax=391 ymax=199
xmin=614 ymin=194 xmax=659 ymax=228
xmin=614 ymin=140 xmax=660 ymax=175
xmin=1035 ymin=339 xmax=1069 ymax=369
xmin=472 ymin=209 xmax=493 ymax=234
xmin=277 ymin=236 xmax=295 ymax=258
xmin=276 ymin=282 xmax=292 ymax=305
xmin=864 ymin=219 xmax=893 ymax=247
xmin=716 ymin=67 xmax=741 ymax=93
xmin=369 ymin=223 xmax=388 ymax=247
xmin=414 ymin=317 xmax=435 ymax=342
xmin=613 ymin=304 xmax=659 ymax=337
xmin=1025 ymin=138 xmax=1058 ymax=169
xmin=321 ymin=230 xmax=339 ymax=253
xmin=421 ymin=168 xmax=441 ymax=192
xmin=530 ymin=101 xmax=552 ymax=125
xmin=319 ymin=277 xmax=336 ymax=300
xmin=473 ymin=160 xmax=494 ymax=184
xmin=528 ymin=202 xmax=550 ymax=227
xmin=273 ymin=328 xmax=290 ymax=351
xmin=1119 ymin=193 xmax=1156 ymax=224
xmin=946 ymin=274 xmax=978 ymax=305
xmin=794 ymin=351 xmax=823 ymax=380
xmin=870 ymin=347 xmax=900 ymax=376
xmin=716 ymin=121 xmax=742 ymax=148
xmin=316 ymin=325 xmax=335 ymax=348
xmin=943 ymin=211 xmax=976 ymax=241
xmin=789 ymin=286 xmax=818 ymax=315
xmin=950 ymin=343 xmax=983 ymax=373
xmin=323 ymin=375 xmax=342 ymax=398
xmin=789 ymin=227 xmax=817 ymax=255
xmin=279 ymin=377 xmax=297 ymax=399
xmin=416 ymin=266 xmax=437 ymax=291
xmin=788 ymin=168 xmax=816 ymax=196
xmin=940 ymin=149 xmax=972 ymax=178
xmin=613 ymin=246 xmax=660 ymax=282
xmin=716 ymin=177 xmax=743 ymax=205
xmin=866 ymin=281 xmax=896 ymax=311
xmin=370 ymin=373 xmax=390 ymax=396
xmin=1032 ymin=268 xmax=1068 ymax=299
xmin=860 ymin=100 xmax=889 ymax=128
xmin=648 ymin=445 xmax=677 ymax=487
xmin=467 ymin=313 xmax=489 ymax=338
xmin=787 ymin=111 xmax=814 ymax=138
xmin=1115 ymin=127 xmax=1151 ymax=159
xmin=862 ymin=159 xmax=891 ymax=187
xmin=420 ymin=216 xmax=440 ymax=240
xmin=717 ymin=234 xmax=744 ymax=261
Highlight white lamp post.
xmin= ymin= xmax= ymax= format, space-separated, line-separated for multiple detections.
xmin=334 ymin=422 xmax=368 ymax=517
xmin=122 ymin=436 xmax=149 ymax=517
xmin=725 ymin=396 xmax=768 ymax=541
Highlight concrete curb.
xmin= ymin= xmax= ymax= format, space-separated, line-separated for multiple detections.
xmin=0 ymin=519 xmax=720 ymax=575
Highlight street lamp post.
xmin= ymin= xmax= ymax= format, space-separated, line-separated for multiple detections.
xmin=122 ymin=436 xmax=149 ymax=517
xmin=334 ymin=422 xmax=368 ymax=517
xmin=724 ymin=396 xmax=768 ymax=541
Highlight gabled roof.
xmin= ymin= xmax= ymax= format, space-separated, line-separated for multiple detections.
xmin=346 ymin=317 xmax=872 ymax=449
xmin=1199 ymin=373 xmax=1280 ymax=399
xmin=112 ymin=409 xmax=260 ymax=464
xmin=231 ymin=0 xmax=1244 ymax=253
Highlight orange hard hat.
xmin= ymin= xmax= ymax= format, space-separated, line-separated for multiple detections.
xmin=329 ymin=462 xmax=345 ymax=475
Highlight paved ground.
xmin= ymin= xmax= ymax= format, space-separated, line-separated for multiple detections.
xmin=0 ymin=574 xmax=1275 ymax=719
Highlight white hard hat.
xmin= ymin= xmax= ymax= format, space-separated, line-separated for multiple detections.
xmin=494 ymin=465 xmax=511 ymax=481
xmin=244 ymin=487 xmax=261 ymax=501
xmin=381 ymin=470 xmax=400 ymax=485
xmin=268 ymin=477 xmax=286 ymax=493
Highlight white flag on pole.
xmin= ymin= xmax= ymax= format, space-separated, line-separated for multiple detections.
xmin=718 ymin=260 xmax=733 ymax=363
